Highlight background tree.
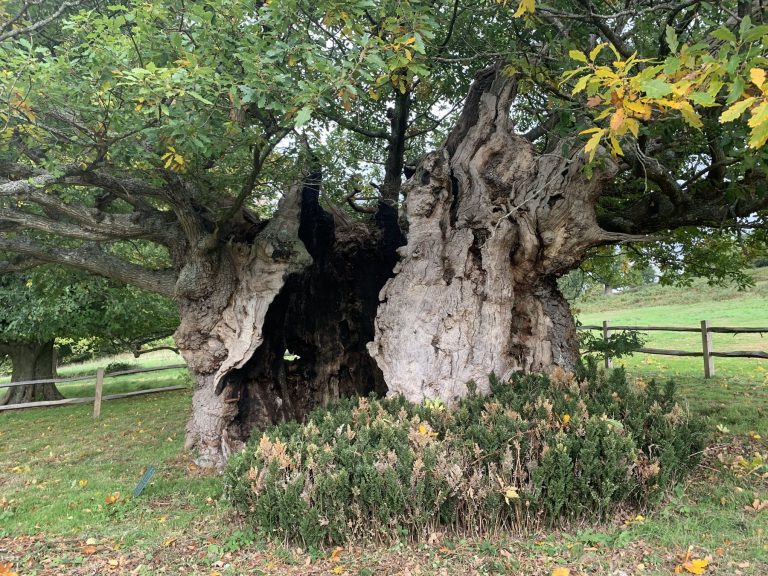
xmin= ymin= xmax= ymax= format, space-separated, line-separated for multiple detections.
xmin=0 ymin=0 xmax=766 ymax=466
xmin=0 ymin=265 xmax=178 ymax=405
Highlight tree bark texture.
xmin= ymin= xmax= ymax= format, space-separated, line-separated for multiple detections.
xmin=175 ymin=178 xmax=400 ymax=468
xmin=176 ymin=66 xmax=620 ymax=465
xmin=369 ymin=67 xmax=617 ymax=404
xmin=0 ymin=340 xmax=62 ymax=405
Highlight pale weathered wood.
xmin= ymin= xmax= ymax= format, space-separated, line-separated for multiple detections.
xmin=104 ymin=364 xmax=187 ymax=377
xmin=176 ymin=185 xmax=312 ymax=469
xmin=706 ymin=327 xmax=768 ymax=334
xmin=0 ymin=373 xmax=98 ymax=389
xmin=701 ymin=320 xmax=714 ymax=378
xmin=93 ymin=367 xmax=104 ymax=419
xmin=0 ymin=363 xmax=188 ymax=390
xmin=0 ymin=385 xmax=186 ymax=412
xmin=579 ymin=324 xmax=768 ymax=334
xmin=370 ymin=69 xmax=602 ymax=403
xmin=603 ymin=320 xmax=612 ymax=369
xmin=579 ymin=325 xmax=701 ymax=332
xmin=637 ymin=348 xmax=703 ymax=357
xmin=711 ymin=351 xmax=768 ymax=359
xmin=0 ymin=396 xmax=93 ymax=410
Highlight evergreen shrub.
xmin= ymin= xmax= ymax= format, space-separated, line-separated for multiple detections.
xmin=225 ymin=364 xmax=704 ymax=546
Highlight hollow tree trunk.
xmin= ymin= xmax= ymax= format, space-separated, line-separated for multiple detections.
xmin=175 ymin=177 xmax=400 ymax=468
xmin=0 ymin=340 xmax=62 ymax=405
xmin=369 ymin=66 xmax=618 ymax=404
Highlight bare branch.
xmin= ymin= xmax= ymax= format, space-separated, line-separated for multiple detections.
xmin=320 ymin=108 xmax=392 ymax=140
xmin=0 ymin=1 xmax=83 ymax=42
xmin=345 ymin=188 xmax=378 ymax=214
xmin=0 ymin=168 xmax=175 ymax=242
xmin=0 ymin=237 xmax=178 ymax=297
xmin=524 ymin=113 xmax=560 ymax=142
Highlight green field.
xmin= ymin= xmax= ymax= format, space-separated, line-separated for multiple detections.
xmin=0 ymin=281 xmax=766 ymax=575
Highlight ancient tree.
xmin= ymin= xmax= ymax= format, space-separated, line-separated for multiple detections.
xmin=0 ymin=0 xmax=766 ymax=465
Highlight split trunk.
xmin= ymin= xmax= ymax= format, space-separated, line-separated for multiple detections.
xmin=175 ymin=67 xmax=618 ymax=466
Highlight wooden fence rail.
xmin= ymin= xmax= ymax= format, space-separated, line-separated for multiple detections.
xmin=0 ymin=363 xmax=188 ymax=415
xmin=578 ymin=321 xmax=768 ymax=377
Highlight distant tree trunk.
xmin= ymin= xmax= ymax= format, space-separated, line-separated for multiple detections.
xmin=174 ymin=176 xmax=401 ymax=468
xmin=368 ymin=66 xmax=618 ymax=404
xmin=0 ymin=340 xmax=62 ymax=405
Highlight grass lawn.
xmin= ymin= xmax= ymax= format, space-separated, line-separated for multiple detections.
xmin=1 ymin=282 xmax=767 ymax=575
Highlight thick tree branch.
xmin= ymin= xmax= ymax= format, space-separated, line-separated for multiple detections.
xmin=0 ymin=254 xmax=40 ymax=273
xmin=0 ymin=169 xmax=175 ymax=243
xmin=575 ymin=0 xmax=633 ymax=59
xmin=0 ymin=207 xmax=171 ymax=242
xmin=0 ymin=1 xmax=83 ymax=42
xmin=0 ymin=237 xmax=177 ymax=297
xmin=320 ymin=108 xmax=392 ymax=140
xmin=524 ymin=113 xmax=560 ymax=142
xmin=217 ymin=127 xmax=291 ymax=228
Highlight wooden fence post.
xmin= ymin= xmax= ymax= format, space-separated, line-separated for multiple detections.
xmin=701 ymin=320 xmax=714 ymax=378
xmin=602 ymin=320 xmax=612 ymax=369
xmin=93 ymin=368 xmax=104 ymax=419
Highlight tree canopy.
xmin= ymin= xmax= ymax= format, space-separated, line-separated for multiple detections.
xmin=1 ymin=0 xmax=767 ymax=464
xmin=0 ymin=0 xmax=765 ymax=286
xmin=0 ymin=265 xmax=178 ymax=351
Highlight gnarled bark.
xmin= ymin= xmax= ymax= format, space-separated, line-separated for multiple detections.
xmin=176 ymin=177 xmax=400 ymax=468
xmin=0 ymin=340 xmax=62 ymax=405
xmin=369 ymin=66 xmax=617 ymax=404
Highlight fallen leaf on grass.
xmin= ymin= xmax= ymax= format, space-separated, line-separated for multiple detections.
xmin=78 ymin=479 xmax=88 ymax=488
xmin=675 ymin=547 xmax=710 ymax=574
xmin=332 ymin=566 xmax=344 ymax=575
xmin=675 ymin=558 xmax=709 ymax=574
xmin=0 ymin=562 xmax=19 ymax=576
xmin=552 ymin=568 xmax=570 ymax=576
xmin=744 ymin=499 xmax=768 ymax=512
xmin=105 ymin=492 xmax=120 ymax=505
xmin=80 ymin=545 xmax=98 ymax=555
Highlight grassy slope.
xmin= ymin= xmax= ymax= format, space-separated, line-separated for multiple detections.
xmin=0 ymin=282 xmax=767 ymax=574
xmin=577 ymin=268 xmax=768 ymax=437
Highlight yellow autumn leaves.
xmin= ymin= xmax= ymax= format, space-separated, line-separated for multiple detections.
xmin=497 ymin=0 xmax=535 ymax=18
xmin=675 ymin=548 xmax=710 ymax=574
xmin=567 ymin=34 xmax=768 ymax=159
xmin=161 ymin=146 xmax=187 ymax=173
xmin=720 ymin=67 xmax=768 ymax=149
xmin=0 ymin=563 xmax=19 ymax=576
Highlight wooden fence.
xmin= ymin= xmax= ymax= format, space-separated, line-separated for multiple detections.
xmin=578 ymin=321 xmax=768 ymax=377
xmin=0 ymin=364 xmax=188 ymax=415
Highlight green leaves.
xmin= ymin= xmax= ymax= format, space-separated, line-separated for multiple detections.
xmin=639 ymin=78 xmax=673 ymax=99
xmin=569 ymin=50 xmax=588 ymax=63
xmin=720 ymin=97 xmax=756 ymax=123
xmin=665 ymin=26 xmax=679 ymax=53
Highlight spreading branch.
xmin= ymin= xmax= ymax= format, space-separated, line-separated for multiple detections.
xmin=0 ymin=1 xmax=83 ymax=42
xmin=0 ymin=237 xmax=178 ymax=297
